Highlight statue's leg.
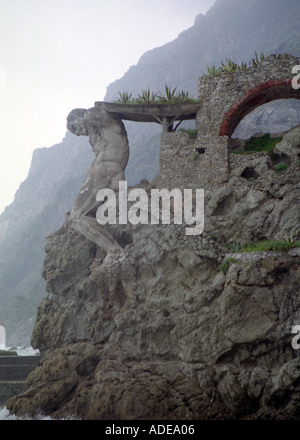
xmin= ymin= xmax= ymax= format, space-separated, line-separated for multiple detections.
xmin=69 ymin=215 xmax=125 ymax=260
xmin=67 ymin=157 xmax=128 ymax=261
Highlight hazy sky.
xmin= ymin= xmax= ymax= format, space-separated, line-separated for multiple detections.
xmin=0 ymin=0 xmax=215 ymax=215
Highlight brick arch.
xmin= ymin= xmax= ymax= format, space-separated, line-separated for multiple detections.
xmin=219 ymin=79 xmax=300 ymax=137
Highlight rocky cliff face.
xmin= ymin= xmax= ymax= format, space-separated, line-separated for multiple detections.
xmin=1 ymin=0 xmax=300 ymax=348
xmin=6 ymin=127 xmax=300 ymax=420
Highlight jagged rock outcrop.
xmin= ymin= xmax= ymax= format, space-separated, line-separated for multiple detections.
xmin=1 ymin=0 xmax=300 ymax=348
xmin=6 ymin=126 xmax=300 ymax=420
xmin=6 ymin=225 xmax=300 ymax=420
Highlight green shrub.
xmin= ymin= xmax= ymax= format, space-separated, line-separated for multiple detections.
xmin=250 ymin=51 xmax=265 ymax=67
xmin=274 ymin=163 xmax=289 ymax=171
xmin=157 ymin=85 xmax=198 ymax=104
xmin=190 ymin=151 xmax=200 ymax=160
xmin=220 ymin=258 xmax=237 ymax=275
xmin=114 ymin=86 xmax=198 ymax=105
xmin=205 ymin=64 xmax=220 ymax=75
xmin=281 ymin=228 xmax=299 ymax=245
xmin=226 ymin=241 xmax=243 ymax=252
xmin=180 ymin=129 xmax=198 ymax=139
xmin=244 ymin=134 xmax=282 ymax=153
xmin=135 ymin=89 xmax=158 ymax=104
xmin=232 ymin=134 xmax=282 ymax=155
xmin=115 ymin=91 xmax=133 ymax=104
xmin=240 ymin=240 xmax=294 ymax=252
xmin=204 ymin=52 xmax=266 ymax=76
xmin=227 ymin=235 xmax=300 ymax=253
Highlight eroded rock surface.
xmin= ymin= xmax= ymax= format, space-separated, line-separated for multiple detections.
xmin=7 ymin=231 xmax=300 ymax=419
xmin=6 ymin=127 xmax=300 ymax=420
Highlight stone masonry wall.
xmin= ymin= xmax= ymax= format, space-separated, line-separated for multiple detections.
xmin=158 ymin=131 xmax=228 ymax=190
xmin=158 ymin=54 xmax=299 ymax=192
xmin=197 ymin=54 xmax=299 ymax=138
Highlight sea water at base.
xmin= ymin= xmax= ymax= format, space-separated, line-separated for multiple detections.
xmin=0 ymin=407 xmax=53 ymax=420
xmin=0 ymin=344 xmax=45 ymax=420
xmin=0 ymin=343 xmax=39 ymax=356
xmin=0 ymin=345 xmax=79 ymax=420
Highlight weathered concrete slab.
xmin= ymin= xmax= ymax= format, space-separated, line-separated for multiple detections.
xmin=96 ymin=101 xmax=201 ymax=124
xmin=0 ymin=356 xmax=40 ymax=382
xmin=0 ymin=365 xmax=37 ymax=381
xmin=0 ymin=350 xmax=17 ymax=357
xmin=0 ymin=356 xmax=41 ymax=366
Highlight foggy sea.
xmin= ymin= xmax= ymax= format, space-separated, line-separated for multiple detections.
xmin=0 ymin=345 xmax=48 ymax=420
xmin=0 ymin=406 xmax=79 ymax=420
xmin=0 ymin=407 xmax=54 ymax=420
xmin=0 ymin=344 xmax=39 ymax=356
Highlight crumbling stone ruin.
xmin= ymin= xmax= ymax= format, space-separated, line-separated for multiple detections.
xmin=159 ymin=54 xmax=300 ymax=189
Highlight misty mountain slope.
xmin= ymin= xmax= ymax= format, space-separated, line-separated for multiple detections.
xmin=273 ymin=34 xmax=300 ymax=57
xmin=105 ymin=0 xmax=300 ymax=184
xmin=0 ymin=133 xmax=92 ymax=242
xmin=0 ymin=133 xmax=93 ymax=344
xmin=105 ymin=0 xmax=300 ymax=101
xmin=1 ymin=0 xmax=300 ymax=346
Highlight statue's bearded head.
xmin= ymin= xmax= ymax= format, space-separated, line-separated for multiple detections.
xmin=67 ymin=109 xmax=88 ymax=136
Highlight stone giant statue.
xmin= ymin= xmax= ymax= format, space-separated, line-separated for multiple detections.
xmin=66 ymin=104 xmax=129 ymax=262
